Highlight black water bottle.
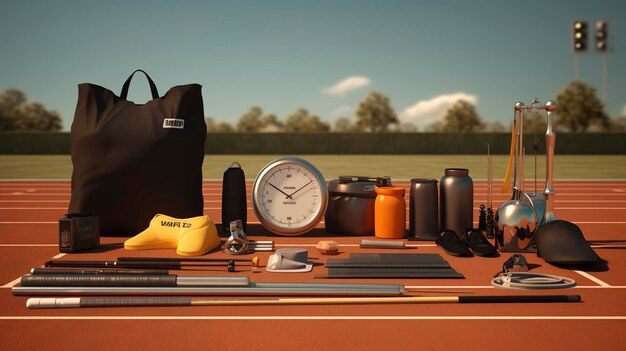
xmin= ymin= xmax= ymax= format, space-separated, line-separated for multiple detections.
xmin=409 ymin=178 xmax=439 ymax=241
xmin=221 ymin=162 xmax=247 ymax=235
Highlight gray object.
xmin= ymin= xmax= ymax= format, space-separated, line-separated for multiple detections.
xmin=325 ymin=176 xmax=377 ymax=235
xmin=12 ymin=282 xmax=406 ymax=296
xmin=440 ymin=169 xmax=473 ymax=238
xmin=266 ymin=248 xmax=314 ymax=273
xmin=409 ymin=178 xmax=439 ymax=240
xmin=326 ymin=253 xmax=451 ymax=268
xmin=20 ymin=275 xmax=250 ymax=287
xmin=316 ymin=268 xmax=464 ymax=279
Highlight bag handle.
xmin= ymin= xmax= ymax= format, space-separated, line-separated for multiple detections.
xmin=120 ymin=69 xmax=160 ymax=100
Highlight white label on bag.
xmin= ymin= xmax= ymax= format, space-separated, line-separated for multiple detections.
xmin=163 ymin=118 xmax=185 ymax=129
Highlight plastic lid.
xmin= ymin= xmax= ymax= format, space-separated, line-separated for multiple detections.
xmin=444 ymin=168 xmax=469 ymax=176
xmin=410 ymin=178 xmax=438 ymax=184
xmin=328 ymin=177 xmax=377 ymax=197
xmin=374 ymin=187 xmax=405 ymax=196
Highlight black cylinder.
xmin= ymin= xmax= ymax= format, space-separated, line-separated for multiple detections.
xmin=221 ymin=162 xmax=247 ymax=235
xmin=325 ymin=176 xmax=376 ymax=236
xmin=440 ymin=168 xmax=473 ymax=239
xmin=409 ymin=179 xmax=439 ymax=240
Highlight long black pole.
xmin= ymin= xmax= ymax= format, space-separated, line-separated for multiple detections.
xmin=26 ymin=295 xmax=582 ymax=309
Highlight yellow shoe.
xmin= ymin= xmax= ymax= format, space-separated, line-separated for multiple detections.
xmin=124 ymin=214 xmax=220 ymax=256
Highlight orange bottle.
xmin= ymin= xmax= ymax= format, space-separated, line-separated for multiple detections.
xmin=374 ymin=187 xmax=406 ymax=239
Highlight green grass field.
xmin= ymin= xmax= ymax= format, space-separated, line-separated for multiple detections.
xmin=1 ymin=155 xmax=625 ymax=180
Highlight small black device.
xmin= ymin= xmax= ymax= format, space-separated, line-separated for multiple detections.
xmin=59 ymin=214 xmax=100 ymax=253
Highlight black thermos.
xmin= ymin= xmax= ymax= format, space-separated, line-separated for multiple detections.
xmin=409 ymin=178 xmax=439 ymax=240
xmin=440 ymin=168 xmax=473 ymax=238
xmin=221 ymin=162 xmax=247 ymax=235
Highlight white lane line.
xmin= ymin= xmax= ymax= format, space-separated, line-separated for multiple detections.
xmin=2 ymin=221 xmax=625 ymax=225
xmin=0 ymin=200 xmax=69 ymax=203
xmin=1 ymin=253 xmax=66 ymax=288
xmin=475 ymin=193 xmax=626 ymax=196
xmin=10 ymin=206 xmax=626 ymax=211
xmin=3 ymin=193 xmax=626 ymax=197
xmin=3 ymin=285 xmax=625 ymax=290
xmin=551 ymin=200 xmax=626 ymax=203
xmin=0 ymin=222 xmax=57 ymax=224
xmin=573 ymin=270 xmax=612 ymax=287
xmin=3 ymin=199 xmax=626 ymax=204
xmin=553 ymin=208 xmax=626 ymax=210
xmin=0 ymin=221 xmax=270 ymax=225
xmin=405 ymin=285 xmax=626 ymax=289
xmin=0 ymin=244 xmax=57 ymax=247
xmin=0 ymin=316 xmax=624 ymax=321
xmin=574 ymin=222 xmax=626 ymax=224
xmin=1 ymin=277 xmax=22 ymax=288
xmin=0 ymin=194 xmax=70 ymax=196
xmin=0 ymin=244 xmax=621 ymax=249
xmin=5 ymin=207 xmax=626 ymax=211
xmin=0 ymin=208 xmax=67 ymax=210
xmin=275 ymin=244 xmax=436 ymax=247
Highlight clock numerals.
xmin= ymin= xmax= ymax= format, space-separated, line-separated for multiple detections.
xmin=253 ymin=158 xmax=327 ymax=236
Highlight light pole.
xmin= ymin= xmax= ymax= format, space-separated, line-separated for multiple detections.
xmin=572 ymin=21 xmax=588 ymax=80
xmin=595 ymin=21 xmax=608 ymax=106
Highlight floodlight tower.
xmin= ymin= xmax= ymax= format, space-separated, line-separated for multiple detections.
xmin=595 ymin=21 xmax=608 ymax=105
xmin=572 ymin=21 xmax=587 ymax=80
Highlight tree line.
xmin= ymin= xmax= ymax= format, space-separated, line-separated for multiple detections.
xmin=0 ymin=89 xmax=62 ymax=131
xmin=207 ymin=81 xmax=625 ymax=133
xmin=1 ymin=81 xmax=625 ymax=132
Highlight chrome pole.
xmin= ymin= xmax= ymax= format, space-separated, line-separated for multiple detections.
xmin=542 ymin=100 xmax=558 ymax=224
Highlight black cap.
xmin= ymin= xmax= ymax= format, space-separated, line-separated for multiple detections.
xmin=328 ymin=176 xmax=377 ymax=198
xmin=535 ymin=220 xmax=601 ymax=266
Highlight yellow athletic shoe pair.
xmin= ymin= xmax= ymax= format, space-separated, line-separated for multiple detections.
xmin=124 ymin=214 xmax=220 ymax=256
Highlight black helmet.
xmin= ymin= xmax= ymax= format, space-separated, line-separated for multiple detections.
xmin=535 ymin=220 xmax=601 ymax=265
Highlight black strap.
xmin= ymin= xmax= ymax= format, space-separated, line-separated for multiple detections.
xmin=120 ymin=69 xmax=160 ymax=100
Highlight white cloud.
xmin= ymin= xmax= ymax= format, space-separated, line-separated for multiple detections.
xmin=330 ymin=105 xmax=352 ymax=118
xmin=323 ymin=76 xmax=371 ymax=96
xmin=401 ymin=92 xmax=478 ymax=126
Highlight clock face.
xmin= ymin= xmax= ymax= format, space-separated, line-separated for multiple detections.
xmin=252 ymin=158 xmax=328 ymax=236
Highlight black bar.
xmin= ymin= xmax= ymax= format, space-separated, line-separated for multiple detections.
xmin=45 ymin=260 xmax=183 ymax=269
xmin=31 ymin=268 xmax=170 ymax=275
xmin=21 ymin=275 xmax=178 ymax=287
xmin=117 ymin=257 xmax=251 ymax=263
xmin=81 ymin=297 xmax=192 ymax=307
xmin=458 ymin=295 xmax=582 ymax=304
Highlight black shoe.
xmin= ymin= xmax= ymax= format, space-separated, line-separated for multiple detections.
xmin=436 ymin=230 xmax=472 ymax=257
xmin=466 ymin=229 xmax=500 ymax=257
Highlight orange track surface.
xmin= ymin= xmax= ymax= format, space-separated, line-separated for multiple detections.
xmin=1 ymin=180 xmax=625 ymax=351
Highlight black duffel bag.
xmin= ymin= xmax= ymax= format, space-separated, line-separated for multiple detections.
xmin=68 ymin=70 xmax=206 ymax=236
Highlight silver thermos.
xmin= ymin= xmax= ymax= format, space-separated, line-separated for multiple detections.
xmin=440 ymin=168 xmax=473 ymax=238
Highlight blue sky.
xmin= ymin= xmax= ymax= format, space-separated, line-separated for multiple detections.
xmin=1 ymin=0 xmax=625 ymax=130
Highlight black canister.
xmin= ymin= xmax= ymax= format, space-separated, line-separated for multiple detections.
xmin=221 ymin=162 xmax=247 ymax=235
xmin=409 ymin=178 xmax=439 ymax=241
xmin=440 ymin=168 xmax=473 ymax=238
xmin=325 ymin=176 xmax=377 ymax=235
